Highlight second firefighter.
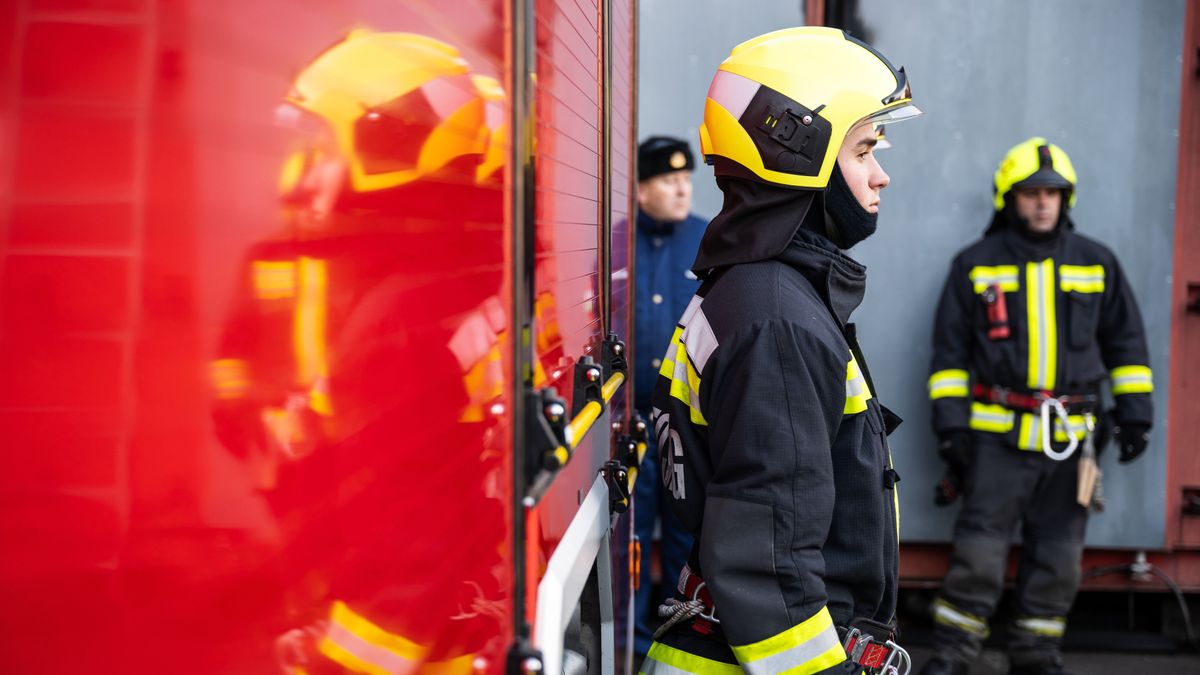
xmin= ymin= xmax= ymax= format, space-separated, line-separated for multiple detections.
xmin=921 ymin=137 xmax=1154 ymax=675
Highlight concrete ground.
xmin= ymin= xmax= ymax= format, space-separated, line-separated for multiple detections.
xmin=905 ymin=646 xmax=1200 ymax=674
xmin=897 ymin=587 xmax=1200 ymax=674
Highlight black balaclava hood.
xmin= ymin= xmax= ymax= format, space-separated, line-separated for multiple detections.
xmin=823 ymin=161 xmax=878 ymax=249
xmin=690 ymin=164 xmax=816 ymax=277
xmin=690 ymin=158 xmax=883 ymax=276
xmin=984 ymin=191 xmax=1074 ymax=240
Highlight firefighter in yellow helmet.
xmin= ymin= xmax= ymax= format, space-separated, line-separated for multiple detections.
xmin=213 ymin=29 xmax=504 ymax=483
xmin=210 ymin=30 xmax=508 ymax=675
xmin=644 ymin=27 xmax=920 ymax=675
xmin=921 ymin=138 xmax=1153 ymax=675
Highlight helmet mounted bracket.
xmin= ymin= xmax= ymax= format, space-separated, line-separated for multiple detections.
xmin=739 ymin=85 xmax=832 ymax=178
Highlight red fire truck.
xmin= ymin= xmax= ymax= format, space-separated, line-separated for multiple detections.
xmin=0 ymin=1 xmax=640 ymax=673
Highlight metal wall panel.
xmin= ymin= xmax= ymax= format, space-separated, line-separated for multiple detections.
xmin=839 ymin=0 xmax=1186 ymax=547
xmin=636 ymin=0 xmax=1187 ymax=548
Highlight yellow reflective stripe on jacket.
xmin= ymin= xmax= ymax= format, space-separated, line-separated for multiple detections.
xmin=641 ymin=641 xmax=743 ymax=675
xmin=660 ymin=294 xmax=719 ymax=427
xmin=320 ymin=601 xmax=423 ymax=675
xmin=1111 ymin=365 xmax=1153 ymax=395
xmin=319 ymin=601 xmax=474 ymax=675
xmin=210 ymin=358 xmax=250 ymax=399
xmin=845 ymin=354 xmax=873 ymax=414
xmin=253 ymin=259 xmax=297 ymax=300
xmin=1025 ymin=259 xmax=1058 ymax=391
xmin=891 ymin=449 xmax=901 ymax=544
xmin=933 ymin=599 xmax=990 ymax=637
xmin=1059 ymin=264 xmax=1105 ymax=293
xmin=968 ymin=265 xmax=1020 ymax=294
xmin=928 ymin=369 xmax=969 ymax=400
xmin=659 ymin=327 xmax=682 ymax=379
xmin=1014 ymin=616 xmax=1066 ymax=638
xmin=295 ymin=257 xmax=329 ymax=385
xmin=661 ymin=327 xmax=707 ymax=426
xmin=969 ymin=402 xmax=1014 ymax=433
xmin=1016 ymin=412 xmax=1092 ymax=451
xmin=308 ymin=376 xmax=334 ymax=417
xmin=730 ymin=606 xmax=846 ymax=675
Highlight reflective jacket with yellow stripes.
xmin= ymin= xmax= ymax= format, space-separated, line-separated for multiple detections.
xmin=929 ymin=226 xmax=1153 ymax=448
xmin=650 ymin=229 xmax=900 ymax=674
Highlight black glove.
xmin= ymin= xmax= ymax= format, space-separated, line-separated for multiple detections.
xmin=1114 ymin=423 xmax=1150 ymax=464
xmin=937 ymin=430 xmax=974 ymax=472
xmin=934 ymin=430 xmax=974 ymax=505
xmin=934 ymin=467 xmax=963 ymax=506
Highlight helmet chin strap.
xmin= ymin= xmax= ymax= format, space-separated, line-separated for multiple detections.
xmin=823 ymin=162 xmax=878 ymax=249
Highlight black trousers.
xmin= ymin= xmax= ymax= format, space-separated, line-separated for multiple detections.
xmin=930 ymin=434 xmax=1088 ymax=667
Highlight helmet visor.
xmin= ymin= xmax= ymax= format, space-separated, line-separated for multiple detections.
xmin=1013 ymin=167 xmax=1073 ymax=190
xmin=863 ymin=65 xmax=921 ymax=126
xmin=862 ymin=101 xmax=922 ymax=126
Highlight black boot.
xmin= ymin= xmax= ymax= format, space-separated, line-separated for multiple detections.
xmin=1009 ymin=658 xmax=1073 ymax=675
xmin=919 ymin=657 xmax=968 ymax=675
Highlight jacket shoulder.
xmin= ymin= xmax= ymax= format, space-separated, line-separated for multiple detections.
xmin=701 ymin=261 xmax=843 ymax=350
xmin=1064 ymin=231 xmax=1118 ymax=263
xmin=680 ymin=213 xmax=708 ymax=246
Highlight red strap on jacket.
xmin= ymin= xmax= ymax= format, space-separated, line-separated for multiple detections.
xmin=844 ymin=634 xmax=893 ymax=668
xmin=677 ymin=565 xmax=715 ymax=612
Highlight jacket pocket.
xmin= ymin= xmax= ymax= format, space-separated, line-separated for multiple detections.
xmin=1068 ymin=292 xmax=1099 ymax=349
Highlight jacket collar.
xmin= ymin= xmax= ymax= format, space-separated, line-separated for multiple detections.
xmin=775 ymin=228 xmax=867 ymax=327
xmin=996 ymin=221 xmax=1066 ymax=261
xmin=638 ymin=209 xmax=678 ymax=236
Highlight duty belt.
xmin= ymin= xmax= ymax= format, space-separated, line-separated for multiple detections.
xmin=971 ymin=383 xmax=1097 ymax=413
xmin=972 ymin=383 xmax=1097 ymax=461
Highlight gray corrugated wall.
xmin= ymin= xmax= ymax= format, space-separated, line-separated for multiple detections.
xmin=638 ymin=0 xmax=1186 ymax=547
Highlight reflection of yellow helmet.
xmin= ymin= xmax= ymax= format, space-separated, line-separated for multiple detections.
xmin=993 ymin=137 xmax=1077 ymax=210
xmin=470 ymin=74 xmax=508 ymax=183
xmin=285 ymin=31 xmax=492 ymax=192
xmin=699 ymin=27 xmax=920 ymax=189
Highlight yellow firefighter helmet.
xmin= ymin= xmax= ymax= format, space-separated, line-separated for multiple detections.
xmin=993 ymin=136 xmax=1078 ymax=210
xmin=282 ymin=30 xmax=495 ymax=193
xmin=699 ymin=26 xmax=920 ymax=189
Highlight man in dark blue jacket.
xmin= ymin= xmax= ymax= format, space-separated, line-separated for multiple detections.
xmin=632 ymin=136 xmax=706 ymax=662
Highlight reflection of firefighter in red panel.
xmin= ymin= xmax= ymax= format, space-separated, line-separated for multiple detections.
xmin=208 ymin=30 xmax=510 ymax=674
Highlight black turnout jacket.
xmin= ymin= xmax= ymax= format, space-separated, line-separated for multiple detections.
xmin=929 ymin=225 xmax=1153 ymax=449
xmin=650 ymin=228 xmax=901 ymax=672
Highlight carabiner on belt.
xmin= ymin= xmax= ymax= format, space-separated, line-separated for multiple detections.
xmin=689 ymin=580 xmax=720 ymax=624
xmin=1040 ymin=396 xmax=1079 ymax=461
